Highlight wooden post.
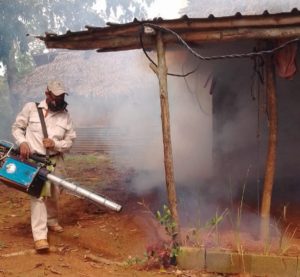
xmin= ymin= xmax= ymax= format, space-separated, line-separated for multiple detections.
xmin=260 ymin=53 xmax=278 ymax=241
xmin=155 ymin=31 xmax=181 ymax=241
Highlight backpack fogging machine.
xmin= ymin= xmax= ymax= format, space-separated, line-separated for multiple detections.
xmin=0 ymin=140 xmax=122 ymax=212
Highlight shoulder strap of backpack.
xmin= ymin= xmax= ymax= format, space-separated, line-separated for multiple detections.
xmin=35 ymin=102 xmax=49 ymax=156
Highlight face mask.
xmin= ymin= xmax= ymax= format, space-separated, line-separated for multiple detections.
xmin=48 ymin=100 xmax=68 ymax=112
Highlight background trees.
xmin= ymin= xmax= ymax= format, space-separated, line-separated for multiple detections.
xmin=0 ymin=0 xmax=102 ymax=124
xmin=0 ymin=0 xmax=153 ymax=137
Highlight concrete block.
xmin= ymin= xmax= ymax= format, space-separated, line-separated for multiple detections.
xmin=178 ymin=247 xmax=299 ymax=276
xmin=250 ymin=254 xmax=298 ymax=277
xmin=206 ymin=250 xmax=251 ymax=274
xmin=177 ymin=247 xmax=205 ymax=270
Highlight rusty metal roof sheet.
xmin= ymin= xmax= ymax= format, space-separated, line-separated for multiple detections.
xmin=39 ymin=9 xmax=300 ymax=52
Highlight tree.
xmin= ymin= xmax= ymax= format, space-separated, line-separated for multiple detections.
xmin=0 ymin=0 xmax=103 ymax=66
xmin=1 ymin=1 xmax=102 ymax=89
xmin=0 ymin=0 xmax=154 ymax=135
xmin=0 ymin=0 xmax=103 ymax=134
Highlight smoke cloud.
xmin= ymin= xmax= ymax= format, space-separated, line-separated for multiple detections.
xmin=11 ymin=39 xmax=300 ymax=232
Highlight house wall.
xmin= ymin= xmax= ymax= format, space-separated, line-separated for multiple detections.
xmin=212 ymin=40 xmax=300 ymax=207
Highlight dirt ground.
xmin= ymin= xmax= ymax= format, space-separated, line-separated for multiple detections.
xmin=2 ymin=153 xmax=299 ymax=276
xmin=0 ymin=153 xmax=211 ymax=277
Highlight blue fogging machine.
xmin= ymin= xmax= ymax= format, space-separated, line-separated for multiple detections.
xmin=0 ymin=140 xmax=122 ymax=212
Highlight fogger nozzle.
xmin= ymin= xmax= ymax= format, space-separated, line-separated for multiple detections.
xmin=47 ymin=173 xmax=122 ymax=212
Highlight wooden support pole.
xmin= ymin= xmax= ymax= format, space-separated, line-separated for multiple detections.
xmin=155 ymin=31 xmax=181 ymax=241
xmin=260 ymin=52 xmax=278 ymax=241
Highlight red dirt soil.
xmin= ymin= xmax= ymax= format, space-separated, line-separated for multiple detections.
xmin=2 ymin=153 xmax=298 ymax=276
xmin=0 ymin=153 xmax=203 ymax=277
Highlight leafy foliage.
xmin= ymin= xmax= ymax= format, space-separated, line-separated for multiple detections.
xmin=0 ymin=0 xmax=155 ymax=135
xmin=0 ymin=0 xmax=103 ymax=66
xmin=156 ymin=204 xmax=177 ymax=237
xmin=155 ymin=205 xmax=180 ymax=265
xmin=145 ymin=242 xmax=173 ymax=269
xmin=0 ymin=0 xmax=154 ymax=78
xmin=0 ymin=0 xmax=105 ymax=135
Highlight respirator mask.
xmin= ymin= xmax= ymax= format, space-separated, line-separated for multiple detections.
xmin=48 ymin=99 xmax=68 ymax=112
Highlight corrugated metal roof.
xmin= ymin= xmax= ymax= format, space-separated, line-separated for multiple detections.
xmin=39 ymin=10 xmax=300 ymax=52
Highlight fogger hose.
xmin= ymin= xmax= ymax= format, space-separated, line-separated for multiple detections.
xmin=46 ymin=173 xmax=122 ymax=212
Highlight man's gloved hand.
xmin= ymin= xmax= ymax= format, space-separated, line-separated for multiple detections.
xmin=19 ymin=142 xmax=30 ymax=160
xmin=43 ymin=138 xmax=55 ymax=150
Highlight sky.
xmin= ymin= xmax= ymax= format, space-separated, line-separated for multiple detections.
xmin=94 ymin=0 xmax=300 ymax=21
xmin=147 ymin=0 xmax=187 ymax=18
xmin=94 ymin=0 xmax=187 ymax=20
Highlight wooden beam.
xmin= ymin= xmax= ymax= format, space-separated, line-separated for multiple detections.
xmin=43 ymin=13 xmax=300 ymax=39
xmin=44 ymin=26 xmax=300 ymax=51
xmin=149 ymin=13 xmax=300 ymax=32
xmin=155 ymin=31 xmax=181 ymax=242
xmin=260 ymin=52 xmax=278 ymax=241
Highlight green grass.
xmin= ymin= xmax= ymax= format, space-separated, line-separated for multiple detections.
xmin=65 ymin=153 xmax=111 ymax=169
xmin=63 ymin=153 xmax=128 ymax=192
